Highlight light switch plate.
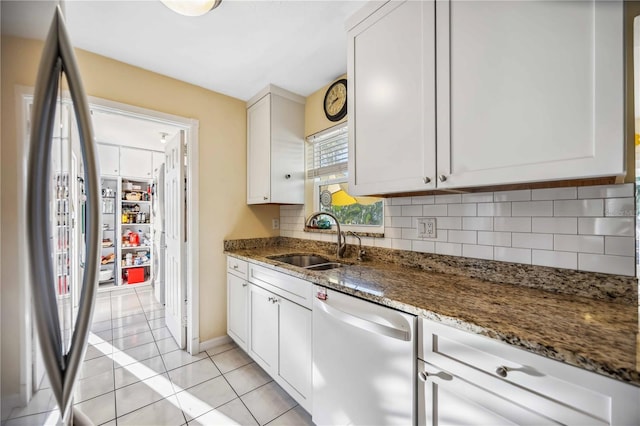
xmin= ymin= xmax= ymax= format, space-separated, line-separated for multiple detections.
xmin=417 ymin=217 xmax=437 ymax=238
xmin=272 ymin=219 xmax=280 ymax=230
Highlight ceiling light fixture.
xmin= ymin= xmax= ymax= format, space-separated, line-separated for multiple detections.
xmin=160 ymin=0 xmax=222 ymax=17
xmin=160 ymin=132 xmax=168 ymax=144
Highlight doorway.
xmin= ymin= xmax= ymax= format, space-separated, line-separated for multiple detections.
xmin=16 ymin=88 xmax=201 ymax=406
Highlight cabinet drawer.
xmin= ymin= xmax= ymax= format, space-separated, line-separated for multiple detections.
xmin=227 ymin=256 xmax=248 ymax=279
xmin=419 ymin=318 xmax=615 ymax=424
xmin=248 ymin=264 xmax=312 ymax=309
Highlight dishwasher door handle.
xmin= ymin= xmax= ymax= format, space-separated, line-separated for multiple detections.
xmin=316 ymin=299 xmax=411 ymax=341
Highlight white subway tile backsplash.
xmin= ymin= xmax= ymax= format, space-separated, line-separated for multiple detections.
xmin=448 ymin=203 xmax=477 ymax=217
xmin=448 ymin=230 xmax=477 ymax=244
xmin=423 ymin=204 xmax=448 ymax=217
xmin=392 ymin=239 xmax=412 ymax=250
xmin=532 ymin=250 xmax=577 ymax=270
xmin=577 ymin=217 xmax=634 ymax=237
xmin=494 ymin=217 xmax=531 ymax=233
xmin=531 ymin=217 xmax=577 ymax=234
xmin=436 ymin=217 xmax=462 ymax=230
xmin=462 ymin=192 xmax=494 ymax=203
xmin=553 ymin=199 xmax=603 ymax=217
xmin=412 ymin=195 xmax=434 ymax=205
xmin=512 ymin=233 xmax=553 ymax=250
xmin=477 ymin=231 xmax=511 ymax=247
xmin=493 ymin=190 xmax=531 ymax=202
xmin=512 ymin=201 xmax=553 ymax=217
xmin=412 ymin=240 xmax=435 ymax=253
xmin=604 ymin=236 xmax=635 ymax=257
xmin=391 ymin=216 xmax=413 ymax=228
xmin=435 ymin=194 xmax=462 ymax=204
xmin=604 ymin=198 xmax=635 ymax=217
xmin=578 ymin=183 xmax=633 ymax=199
xmin=281 ymin=183 xmax=634 ymax=276
xmin=435 ymin=242 xmax=462 ymax=256
xmin=385 ymin=227 xmax=402 ymax=239
xmin=391 ymin=196 xmax=413 ymax=205
xmin=578 ymin=253 xmax=635 ymax=276
xmin=401 ymin=228 xmax=418 ymax=240
xmin=531 ymin=187 xmax=577 ymax=200
xmin=463 ymin=217 xmax=493 ymax=231
xmin=462 ymin=244 xmax=494 ymax=260
xmin=494 ymin=247 xmax=531 ymax=264
xmin=401 ymin=205 xmax=423 ymax=217
xmin=385 ymin=205 xmax=402 ymax=217
xmin=553 ymin=235 xmax=603 ymax=254
xmin=477 ymin=202 xmax=511 ymax=217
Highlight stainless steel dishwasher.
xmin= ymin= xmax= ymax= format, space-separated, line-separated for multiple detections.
xmin=313 ymin=285 xmax=416 ymax=425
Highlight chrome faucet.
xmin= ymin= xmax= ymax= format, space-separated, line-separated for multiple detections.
xmin=306 ymin=211 xmax=347 ymax=258
xmin=345 ymin=231 xmax=365 ymax=261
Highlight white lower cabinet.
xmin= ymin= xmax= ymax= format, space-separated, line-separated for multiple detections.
xmin=418 ymin=318 xmax=640 ymax=425
xmin=244 ymin=263 xmax=313 ymax=414
xmin=226 ymin=258 xmax=249 ymax=351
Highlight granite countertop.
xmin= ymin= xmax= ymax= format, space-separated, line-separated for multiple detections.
xmin=225 ymin=238 xmax=640 ymax=387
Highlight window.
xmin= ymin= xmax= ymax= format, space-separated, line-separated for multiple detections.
xmin=306 ymin=124 xmax=383 ymax=232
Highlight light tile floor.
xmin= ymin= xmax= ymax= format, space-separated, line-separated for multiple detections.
xmin=3 ymin=286 xmax=313 ymax=426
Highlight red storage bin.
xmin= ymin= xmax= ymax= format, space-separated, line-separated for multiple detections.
xmin=128 ymin=267 xmax=144 ymax=284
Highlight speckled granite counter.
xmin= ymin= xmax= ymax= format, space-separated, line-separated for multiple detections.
xmin=225 ymin=237 xmax=640 ymax=386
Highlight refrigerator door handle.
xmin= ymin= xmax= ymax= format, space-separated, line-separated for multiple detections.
xmin=315 ymin=298 xmax=411 ymax=341
xmin=27 ymin=6 xmax=101 ymax=423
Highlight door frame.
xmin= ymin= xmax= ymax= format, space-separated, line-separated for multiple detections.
xmin=14 ymin=87 xmax=201 ymax=407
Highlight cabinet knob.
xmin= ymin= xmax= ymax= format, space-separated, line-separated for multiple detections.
xmin=438 ymin=175 xmax=447 ymax=182
xmin=418 ymin=371 xmax=429 ymax=382
xmin=495 ymin=366 xmax=509 ymax=378
xmin=423 ymin=177 xmax=431 ymax=184
xmin=242 ymin=282 xmax=248 ymax=287
xmin=233 ymin=264 xmax=238 ymax=269
xmin=285 ymin=174 xmax=291 ymax=179
xmin=263 ymin=196 xmax=268 ymax=201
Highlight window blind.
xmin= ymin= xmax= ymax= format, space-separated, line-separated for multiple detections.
xmin=306 ymin=124 xmax=348 ymax=179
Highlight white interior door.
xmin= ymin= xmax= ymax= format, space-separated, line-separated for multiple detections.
xmin=164 ymin=130 xmax=186 ymax=348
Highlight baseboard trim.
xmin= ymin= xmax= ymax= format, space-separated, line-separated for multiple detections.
xmin=198 ymin=335 xmax=232 ymax=353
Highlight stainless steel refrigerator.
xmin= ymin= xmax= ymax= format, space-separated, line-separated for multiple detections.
xmin=153 ymin=163 xmax=166 ymax=305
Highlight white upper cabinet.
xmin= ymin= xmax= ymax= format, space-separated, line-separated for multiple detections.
xmin=120 ymin=146 xmax=153 ymax=179
xmin=246 ymin=85 xmax=305 ymax=205
xmin=97 ymin=144 xmax=120 ymax=176
xmin=348 ymin=0 xmax=436 ymax=195
xmin=435 ymin=0 xmax=624 ymax=189
xmin=347 ymin=0 xmax=624 ymax=194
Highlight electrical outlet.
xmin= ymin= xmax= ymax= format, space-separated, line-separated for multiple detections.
xmin=272 ymin=218 xmax=280 ymax=230
xmin=417 ymin=217 xmax=436 ymax=238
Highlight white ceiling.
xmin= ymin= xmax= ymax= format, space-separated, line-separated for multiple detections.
xmin=1 ymin=0 xmax=367 ymax=101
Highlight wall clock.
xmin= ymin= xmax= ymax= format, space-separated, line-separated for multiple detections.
xmin=323 ymin=79 xmax=347 ymax=122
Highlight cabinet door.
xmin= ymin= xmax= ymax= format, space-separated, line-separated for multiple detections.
xmin=248 ymin=284 xmax=278 ymax=374
xmin=436 ymin=0 xmax=623 ymax=189
xmin=120 ymin=147 xmax=153 ymax=179
xmin=419 ymin=361 xmax=554 ymax=426
xmin=152 ymin=151 xmax=165 ymax=174
xmin=278 ymin=298 xmax=311 ymax=411
xmin=227 ymin=273 xmax=248 ymax=351
xmin=348 ymin=0 xmax=436 ymax=196
xmin=247 ymin=94 xmax=272 ymax=204
xmin=97 ymin=144 xmax=119 ymax=176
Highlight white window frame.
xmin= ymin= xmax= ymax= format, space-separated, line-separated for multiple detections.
xmin=307 ymin=123 xmax=384 ymax=234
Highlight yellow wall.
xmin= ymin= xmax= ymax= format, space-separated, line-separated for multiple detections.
xmin=304 ymin=75 xmax=347 ymax=138
xmin=1 ymin=36 xmax=280 ymax=399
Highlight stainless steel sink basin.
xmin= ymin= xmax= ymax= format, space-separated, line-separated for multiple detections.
xmin=268 ymin=254 xmax=343 ymax=271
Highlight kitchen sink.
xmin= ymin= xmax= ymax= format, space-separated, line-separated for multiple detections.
xmin=268 ymin=254 xmax=342 ymax=270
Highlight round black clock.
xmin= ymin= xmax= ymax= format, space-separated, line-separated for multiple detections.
xmin=323 ymin=79 xmax=347 ymax=122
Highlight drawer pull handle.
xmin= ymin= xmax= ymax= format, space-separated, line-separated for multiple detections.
xmin=418 ymin=371 xmax=429 ymax=382
xmin=495 ymin=366 xmax=509 ymax=378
